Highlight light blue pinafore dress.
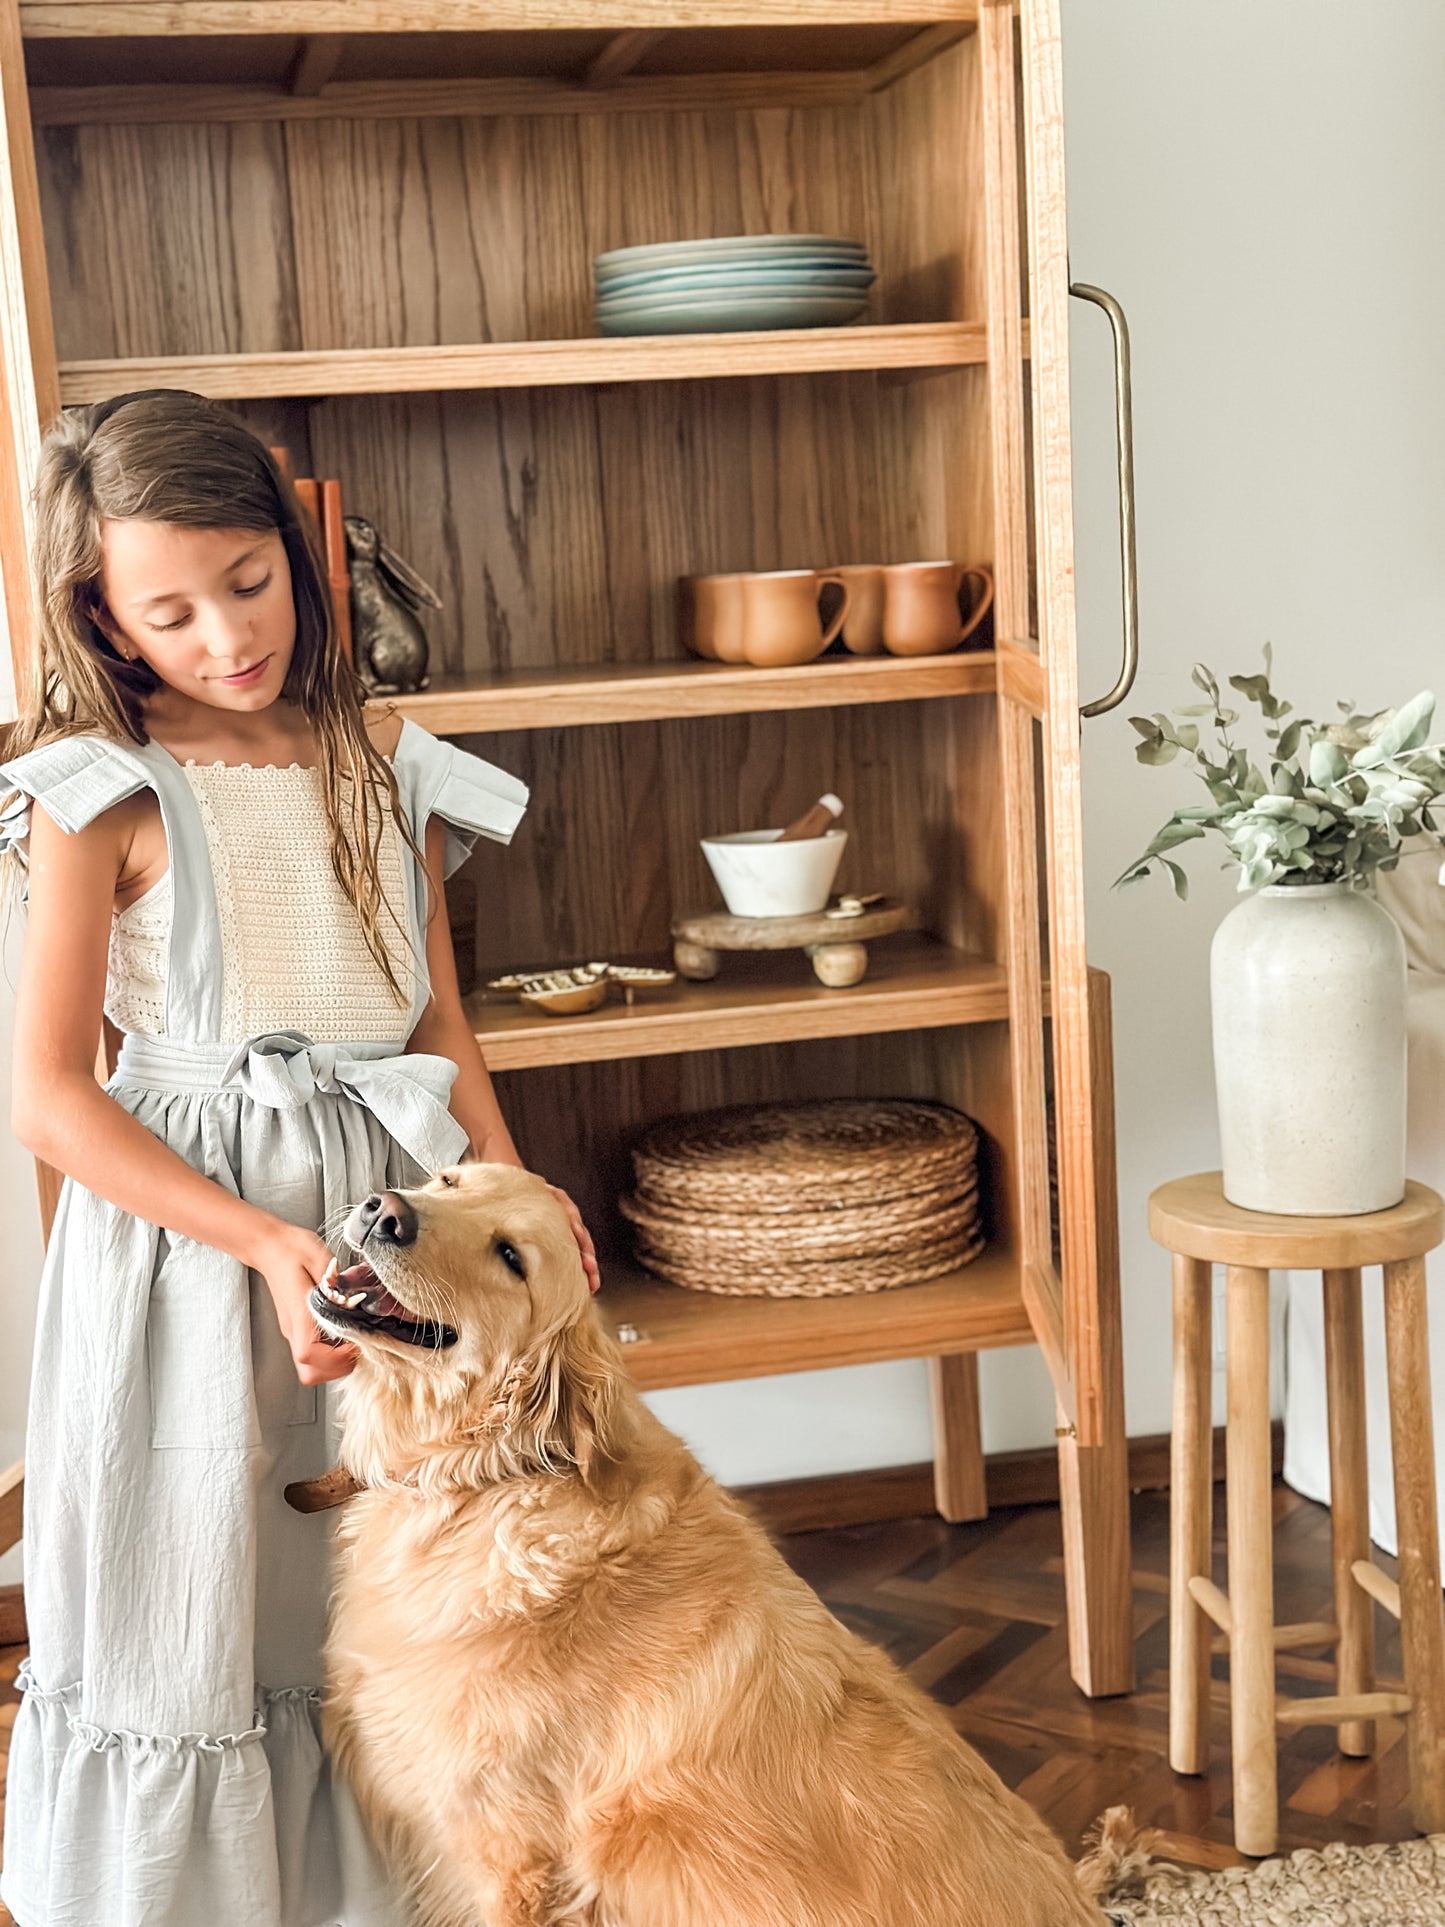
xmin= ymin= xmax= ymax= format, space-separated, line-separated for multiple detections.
xmin=0 ymin=720 xmax=528 ymax=1927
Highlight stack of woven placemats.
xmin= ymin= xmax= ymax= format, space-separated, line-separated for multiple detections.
xmin=619 ymin=1098 xmax=984 ymax=1298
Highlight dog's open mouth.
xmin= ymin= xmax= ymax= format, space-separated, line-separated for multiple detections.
xmin=310 ymin=1259 xmax=458 ymax=1350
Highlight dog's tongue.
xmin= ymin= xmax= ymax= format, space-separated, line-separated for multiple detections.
xmin=336 ymin=1260 xmax=410 ymax=1321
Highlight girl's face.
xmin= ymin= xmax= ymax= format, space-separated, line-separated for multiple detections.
xmin=97 ymin=519 xmax=297 ymax=711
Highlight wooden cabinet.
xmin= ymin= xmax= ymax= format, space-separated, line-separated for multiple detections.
xmin=0 ymin=0 xmax=1132 ymax=1696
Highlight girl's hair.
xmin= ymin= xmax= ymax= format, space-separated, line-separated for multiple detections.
xmin=7 ymin=388 xmax=421 ymax=1001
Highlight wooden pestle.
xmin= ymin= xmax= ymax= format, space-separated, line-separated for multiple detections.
xmin=777 ymin=793 xmax=844 ymax=842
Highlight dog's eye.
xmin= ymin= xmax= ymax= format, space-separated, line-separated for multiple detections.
xmin=495 ymin=1238 xmax=527 ymax=1281
xmin=437 ymin=1169 xmax=459 ymax=1189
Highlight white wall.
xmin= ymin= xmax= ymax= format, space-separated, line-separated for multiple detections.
xmin=6 ymin=1 xmax=1445 ymax=1511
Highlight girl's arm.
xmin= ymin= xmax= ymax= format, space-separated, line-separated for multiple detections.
xmin=407 ymin=816 xmax=601 ymax=1290
xmin=12 ymin=800 xmax=355 ymax=1385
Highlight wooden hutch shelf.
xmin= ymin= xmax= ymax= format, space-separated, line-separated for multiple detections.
xmin=3 ymin=0 xmax=1135 ymax=1695
xmin=55 ymin=322 xmax=1011 ymax=405
xmin=599 ymin=1243 xmax=1031 ymax=1390
xmin=388 ymin=650 xmax=998 ymax=732
xmin=19 ymin=1 xmax=982 ymax=32
xmin=468 ymin=932 xmax=1007 ymax=1071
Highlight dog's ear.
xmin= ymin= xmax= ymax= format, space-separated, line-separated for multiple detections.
xmin=479 ymin=1313 xmax=622 ymax=1482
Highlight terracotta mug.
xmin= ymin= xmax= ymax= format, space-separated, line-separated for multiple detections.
xmin=737 ymin=570 xmax=851 ymax=668
xmin=679 ymin=573 xmax=748 ymax=662
xmin=881 ymin=561 xmax=995 ymax=656
xmin=827 ymin=564 xmax=887 ymax=655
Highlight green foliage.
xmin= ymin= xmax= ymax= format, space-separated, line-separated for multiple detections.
xmin=1118 ymin=655 xmax=1445 ymax=896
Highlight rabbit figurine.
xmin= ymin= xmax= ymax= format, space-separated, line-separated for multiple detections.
xmin=343 ymin=515 xmax=442 ymax=695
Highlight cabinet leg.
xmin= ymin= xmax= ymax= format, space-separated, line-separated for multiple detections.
xmin=1383 ymin=1257 xmax=1445 ymax=1834
xmin=1322 ymin=1266 xmax=1375 ymax=1757
xmin=929 ymin=1353 xmax=987 ymax=1523
xmin=1057 ymin=1421 xmax=1134 ymax=1698
xmin=1226 ymin=1264 xmax=1277 ymax=1859
xmin=1170 ymin=1253 xmax=1214 ymax=1775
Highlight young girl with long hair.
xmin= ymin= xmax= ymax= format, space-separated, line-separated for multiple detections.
xmin=0 ymin=388 xmax=597 ymax=1927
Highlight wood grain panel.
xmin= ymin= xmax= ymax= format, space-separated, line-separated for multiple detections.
xmin=36 ymin=120 xmax=299 ymax=361
xmin=451 ymin=696 xmax=996 ymax=978
xmin=303 ymin=367 xmax=990 ymax=681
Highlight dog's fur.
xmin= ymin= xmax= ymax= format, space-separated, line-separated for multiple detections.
xmin=321 ymin=1165 xmax=1099 ymax=1927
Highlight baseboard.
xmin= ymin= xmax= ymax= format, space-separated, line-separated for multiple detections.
xmin=739 ymin=1421 xmax=1286 ymax=1537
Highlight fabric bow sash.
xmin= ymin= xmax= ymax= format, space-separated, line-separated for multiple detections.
xmin=221 ymin=1030 xmax=467 ymax=1174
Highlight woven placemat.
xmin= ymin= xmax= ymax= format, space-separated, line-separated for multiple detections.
xmin=1100 ymin=1833 xmax=1445 ymax=1924
xmin=620 ymin=1181 xmax=980 ymax=1263
xmin=630 ymin=1224 xmax=987 ymax=1298
xmin=630 ymin=1099 xmax=979 ymax=1215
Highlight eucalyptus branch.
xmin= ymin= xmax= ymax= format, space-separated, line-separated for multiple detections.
xmin=1118 ymin=661 xmax=1445 ymax=899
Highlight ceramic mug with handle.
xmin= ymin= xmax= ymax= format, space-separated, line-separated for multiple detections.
xmin=738 ymin=569 xmax=852 ymax=668
xmin=881 ymin=561 xmax=994 ymax=656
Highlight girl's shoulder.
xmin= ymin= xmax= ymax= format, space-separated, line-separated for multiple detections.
xmin=1 ymin=732 xmax=158 ymax=861
xmin=389 ymin=717 xmax=530 ymax=878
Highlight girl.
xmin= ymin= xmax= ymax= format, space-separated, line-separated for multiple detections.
xmin=0 ymin=389 xmax=597 ymax=1927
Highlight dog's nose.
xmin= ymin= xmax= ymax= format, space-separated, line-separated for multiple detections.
xmin=358 ymin=1191 xmax=418 ymax=1247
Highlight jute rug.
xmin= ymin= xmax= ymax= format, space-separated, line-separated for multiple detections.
xmin=1099 ymin=1832 xmax=1445 ymax=1924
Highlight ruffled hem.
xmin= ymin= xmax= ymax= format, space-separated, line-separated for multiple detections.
xmin=15 ymin=1659 xmax=319 ymax=1755
xmin=1 ymin=1664 xmax=402 ymax=1927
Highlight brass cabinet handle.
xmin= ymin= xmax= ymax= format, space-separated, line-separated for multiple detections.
xmin=1070 ymin=282 xmax=1138 ymax=719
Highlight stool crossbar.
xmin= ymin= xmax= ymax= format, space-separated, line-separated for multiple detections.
xmin=1151 ymin=1173 xmax=1445 ymax=1858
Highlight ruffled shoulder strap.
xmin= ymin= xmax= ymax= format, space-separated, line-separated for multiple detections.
xmin=0 ymin=735 xmax=153 ymax=864
xmin=394 ymin=718 xmax=529 ymax=878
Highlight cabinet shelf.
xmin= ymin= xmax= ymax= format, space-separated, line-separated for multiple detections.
xmin=387 ymin=650 xmax=997 ymax=733
xmin=20 ymin=2 xmax=980 ymax=40
xmin=468 ymin=932 xmax=1008 ymax=1070
xmin=598 ymin=1243 xmax=1030 ymax=1390
xmin=56 ymin=322 xmax=1007 ymax=405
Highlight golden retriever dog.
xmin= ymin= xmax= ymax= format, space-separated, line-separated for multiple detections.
xmin=311 ymin=1165 xmax=1099 ymax=1927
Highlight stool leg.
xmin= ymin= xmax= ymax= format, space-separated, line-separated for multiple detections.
xmin=1382 ymin=1256 xmax=1445 ymax=1833
xmin=1322 ymin=1266 xmax=1375 ymax=1756
xmin=1226 ymin=1264 xmax=1277 ymax=1858
xmin=1170 ymin=1253 xmax=1213 ymax=1775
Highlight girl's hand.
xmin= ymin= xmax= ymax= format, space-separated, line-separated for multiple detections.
xmin=250 ymin=1220 xmax=359 ymax=1385
xmin=546 ymin=1184 xmax=601 ymax=1294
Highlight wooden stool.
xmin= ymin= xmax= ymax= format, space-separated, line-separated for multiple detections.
xmin=1150 ymin=1172 xmax=1445 ymax=1857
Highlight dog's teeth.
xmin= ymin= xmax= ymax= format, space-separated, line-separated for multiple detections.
xmin=344 ymin=1291 xmax=367 ymax=1308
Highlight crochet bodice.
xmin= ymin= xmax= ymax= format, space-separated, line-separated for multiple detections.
xmin=2 ymin=720 xmax=528 ymax=1050
xmin=105 ymin=761 xmax=415 ymax=1044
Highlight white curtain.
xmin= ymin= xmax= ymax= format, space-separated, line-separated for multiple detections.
xmin=1284 ymin=842 xmax=1445 ymax=1553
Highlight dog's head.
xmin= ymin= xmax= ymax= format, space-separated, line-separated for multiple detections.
xmin=311 ymin=1164 xmax=621 ymax=1488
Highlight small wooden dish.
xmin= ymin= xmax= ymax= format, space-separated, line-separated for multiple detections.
xmin=490 ymin=961 xmax=678 ymax=1018
xmin=520 ymin=980 xmax=609 ymax=1015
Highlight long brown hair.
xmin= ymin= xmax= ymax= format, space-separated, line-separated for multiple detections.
xmin=8 ymin=388 xmax=420 ymax=1001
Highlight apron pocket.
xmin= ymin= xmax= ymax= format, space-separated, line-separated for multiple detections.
xmin=146 ymin=1234 xmax=264 ymax=1450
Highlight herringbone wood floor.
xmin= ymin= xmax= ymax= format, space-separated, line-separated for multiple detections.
xmin=0 ymin=1483 xmax=1416 ymax=1923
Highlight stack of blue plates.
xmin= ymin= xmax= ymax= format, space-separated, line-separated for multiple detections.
xmin=594 ymin=234 xmax=875 ymax=337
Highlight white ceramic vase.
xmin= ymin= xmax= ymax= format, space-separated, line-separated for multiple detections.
xmin=1210 ymin=881 xmax=1406 ymax=1215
